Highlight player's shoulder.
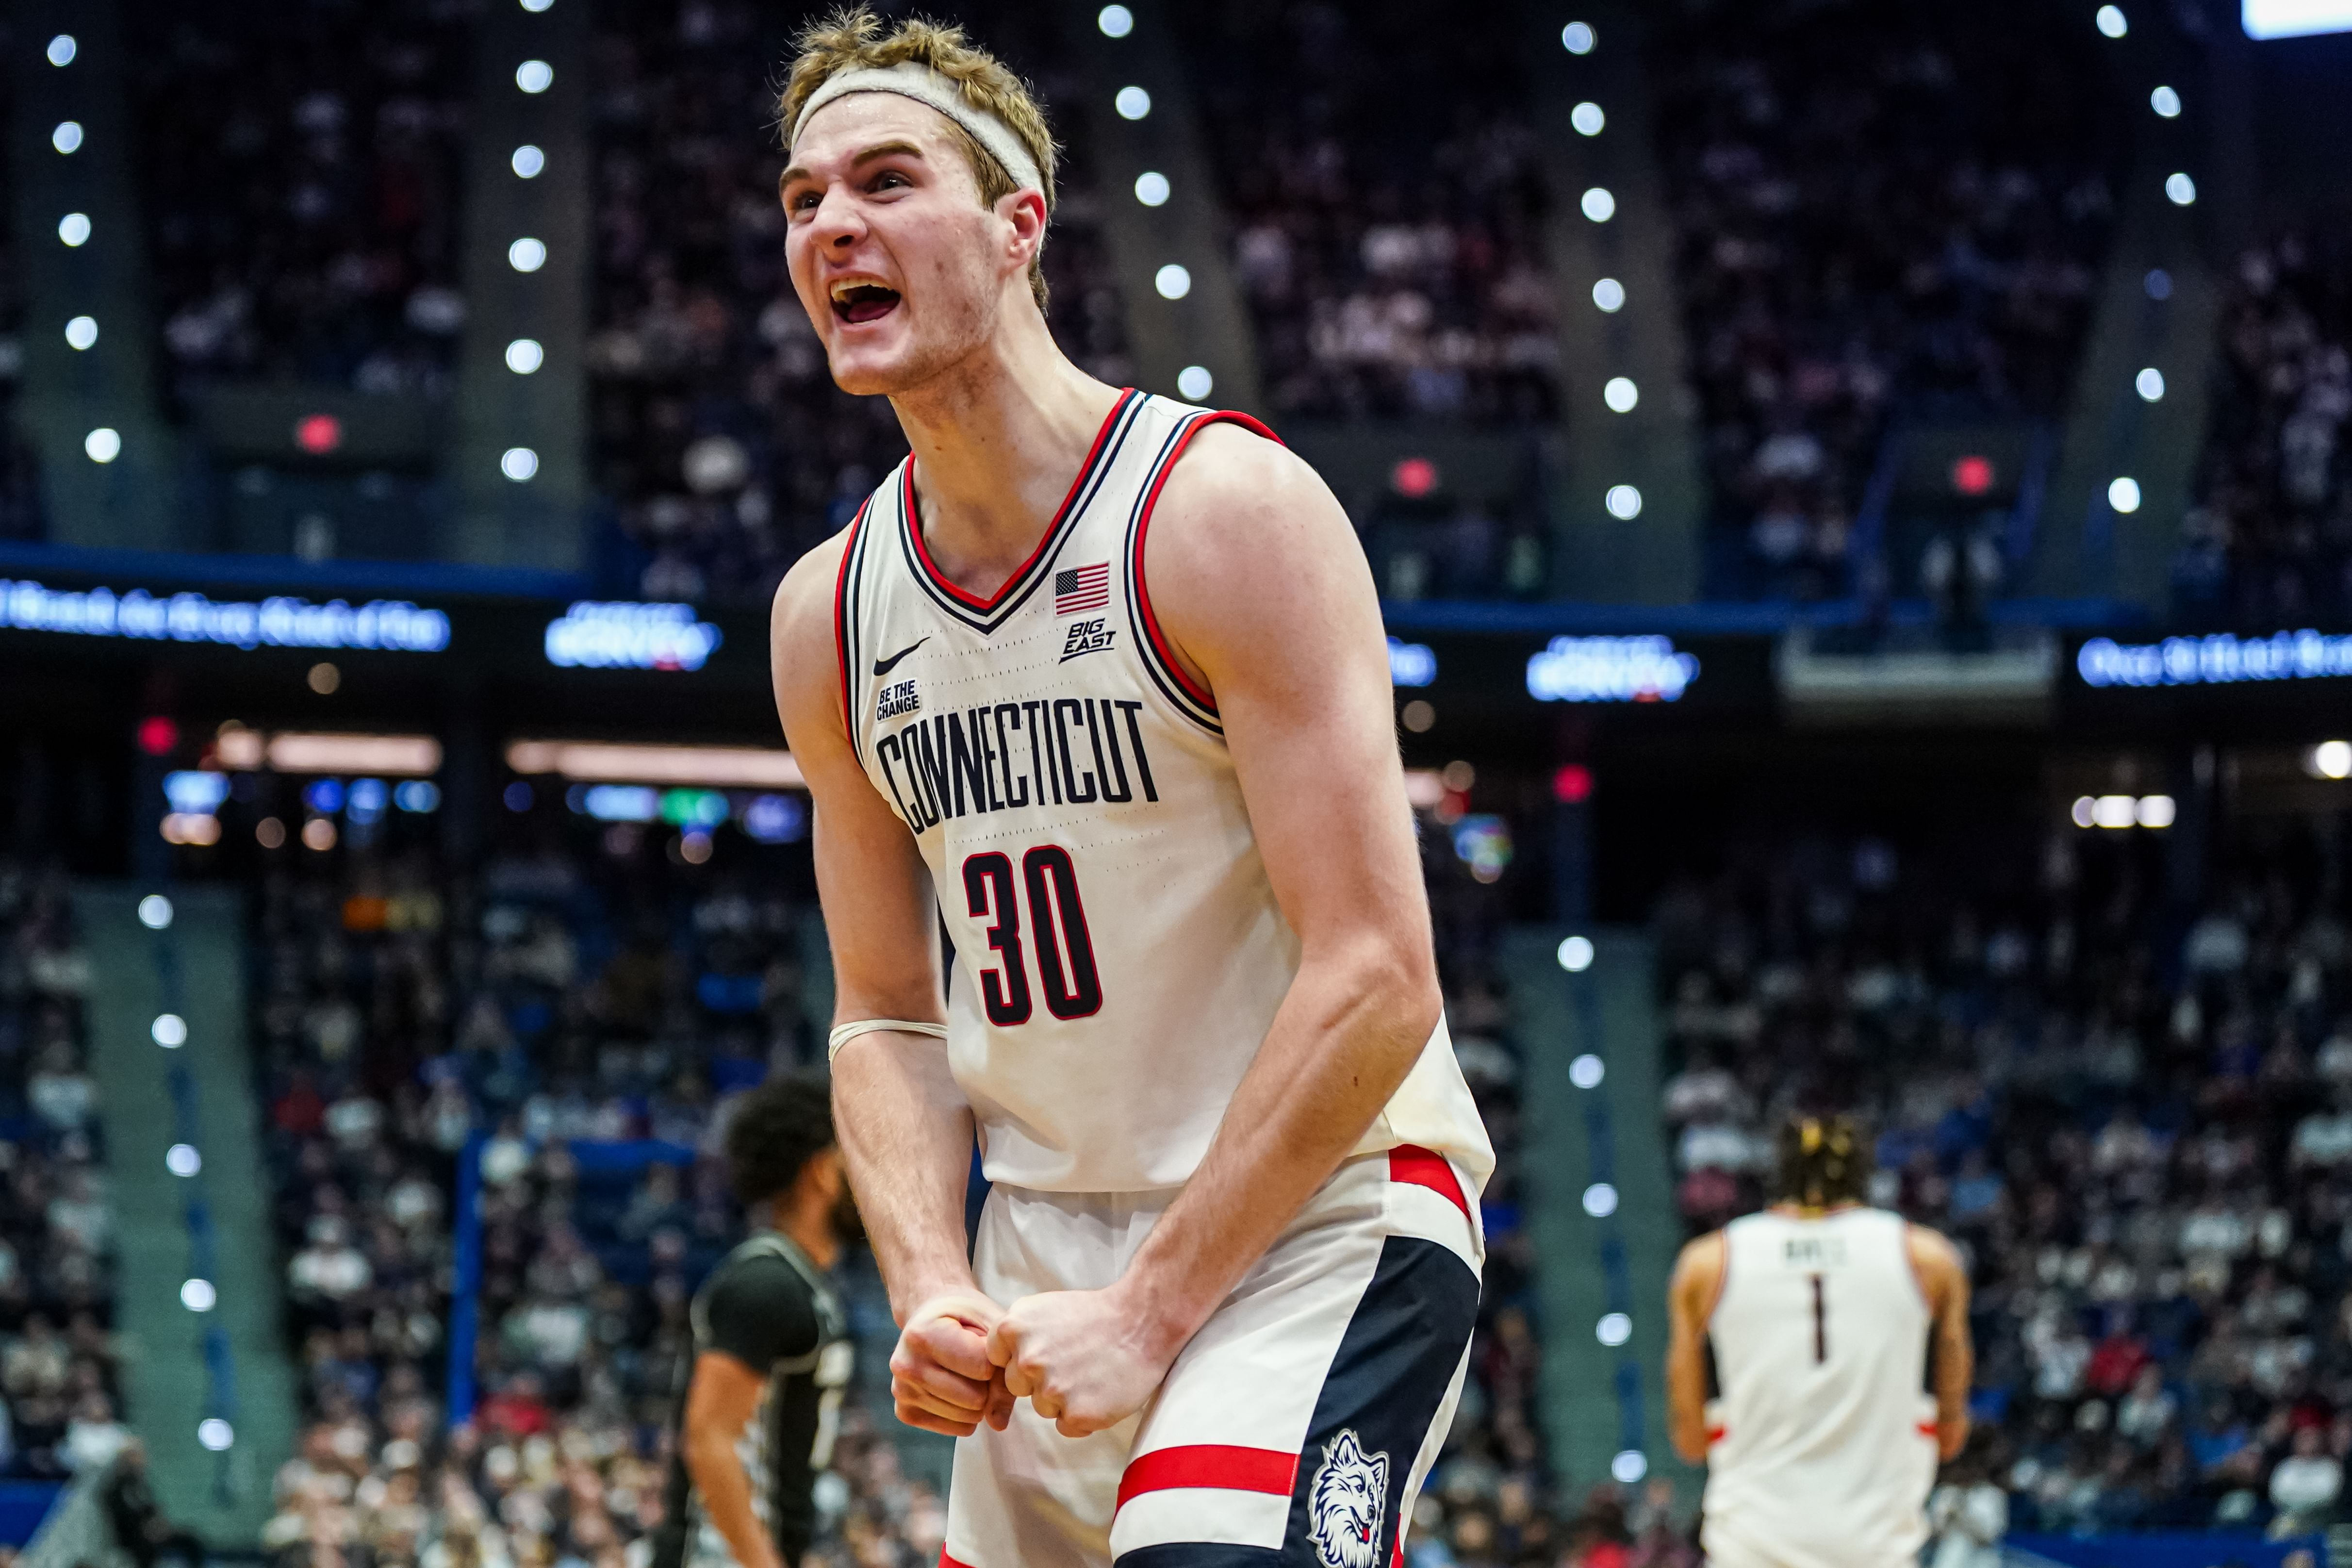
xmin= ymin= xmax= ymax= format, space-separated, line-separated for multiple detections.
xmin=709 ymin=1245 xmax=814 ymax=1306
xmin=1670 ymin=1227 xmax=1728 ymax=1301
xmin=1151 ymin=414 xmax=1343 ymax=543
xmin=1903 ymin=1220 xmax=1965 ymax=1280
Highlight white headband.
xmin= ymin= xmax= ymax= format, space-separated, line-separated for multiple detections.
xmin=790 ymin=61 xmax=1045 ymax=198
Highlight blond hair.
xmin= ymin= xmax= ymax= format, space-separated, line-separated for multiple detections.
xmin=780 ymin=7 xmax=1058 ymax=310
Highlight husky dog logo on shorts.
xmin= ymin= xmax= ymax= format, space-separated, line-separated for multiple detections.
xmin=1307 ymin=1429 xmax=1389 ymax=1568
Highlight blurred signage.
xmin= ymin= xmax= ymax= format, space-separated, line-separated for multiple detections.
xmin=1526 ymin=635 xmax=1700 ymax=703
xmin=0 ymin=578 xmax=450 ymax=652
xmin=2244 ymin=0 xmax=2352 ymax=38
xmin=2076 ymin=630 xmax=2352 ymax=689
xmin=543 ymin=601 xmax=723 ymax=671
xmin=1387 ymin=636 xmax=1437 ymax=688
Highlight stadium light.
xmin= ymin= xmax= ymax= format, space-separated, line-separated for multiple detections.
xmin=2165 ymin=172 xmax=2197 ymax=206
xmin=51 ymin=121 xmax=82 ymax=154
xmin=516 ymin=60 xmax=553 ymax=94
xmin=2136 ymin=367 xmax=2165 ymax=401
xmin=509 ymin=237 xmax=547 ymax=272
xmin=1099 ymin=4 xmax=1134 ymax=36
xmin=2108 ymin=477 xmax=2142 ymax=513
xmin=1605 ymin=484 xmax=1643 ymax=520
xmin=1177 ymin=365 xmax=1214 ymax=399
xmin=1582 ymin=1182 xmax=1618 ymax=1217
xmin=2311 ymin=741 xmax=2352 ymax=779
xmin=506 ymin=337 xmax=544 ymax=374
xmin=512 ymin=144 xmax=545 ymax=178
xmin=152 ymin=1013 xmax=187 ymax=1047
xmin=1612 ymin=1452 xmax=1648 ymax=1485
xmin=1154 ymin=264 xmax=1191 ymax=300
xmin=166 ymin=1144 xmax=201 ymax=1177
xmin=1603 ymin=377 xmax=1638 ymax=413
xmin=180 ymin=1279 xmax=216 ymax=1312
xmin=1592 ymin=277 xmax=1626 ymax=313
xmin=1571 ymin=102 xmax=1606 ymax=136
xmin=1569 ymin=1054 xmax=1605 ymax=1089
xmin=1595 ymin=1312 xmax=1632 ymax=1347
xmin=197 ymin=1419 xmax=233 ymax=1452
xmin=137 ymin=895 xmax=174 ymax=930
xmin=1115 ymin=85 xmax=1151 ymax=120
xmin=520 ymin=0 xmax=553 ymax=11
xmin=85 ymin=428 xmax=120 ymax=463
xmin=503 ymin=446 xmax=540 ymax=482
xmin=65 ymin=316 xmax=97 ymax=351
xmin=1580 ymin=186 xmax=1616 ymax=222
xmin=1562 ymin=21 xmax=1596 ymax=53
xmin=58 ymin=213 xmax=91 ymax=247
xmin=2097 ymin=5 xmax=2129 ymax=36
xmin=2151 ymin=84 xmax=2182 ymax=117
xmin=1558 ymin=935 xmax=1595 ymax=972
xmin=2136 ymin=795 xmax=2177 ymax=828
xmin=46 ymin=35 xmax=76 ymax=66
xmin=1134 ymin=171 xmax=1170 ymax=206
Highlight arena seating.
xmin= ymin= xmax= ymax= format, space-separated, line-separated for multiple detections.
xmin=2175 ymin=230 xmax=2352 ymax=628
xmin=1650 ymin=0 xmax=2117 ymax=600
xmin=127 ymin=0 xmax=470 ymax=403
xmin=586 ymin=0 xmax=1132 ymax=607
xmin=1176 ymin=0 xmax=1561 ymax=428
xmin=1657 ymin=826 xmax=2352 ymax=1536
xmin=0 ymin=862 xmax=127 ymax=1480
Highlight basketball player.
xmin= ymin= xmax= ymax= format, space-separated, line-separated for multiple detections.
xmin=763 ymin=10 xmax=1493 ymax=1567
xmin=653 ymin=1073 xmax=856 ymax=1568
xmin=1665 ymin=1116 xmax=1974 ymax=1568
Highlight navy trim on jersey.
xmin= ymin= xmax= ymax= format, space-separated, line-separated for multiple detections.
xmin=833 ymin=496 xmax=876 ymax=766
xmin=898 ymin=390 xmax=1144 ymax=635
xmin=1109 ymin=1237 xmax=1478 ymax=1568
xmin=1119 ymin=406 xmax=1283 ymax=739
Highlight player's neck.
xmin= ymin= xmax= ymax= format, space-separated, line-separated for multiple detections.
xmin=767 ymin=1199 xmax=840 ymax=1272
xmin=1769 ymin=1201 xmax=1862 ymax=1220
xmin=888 ymin=308 xmax=1124 ymax=599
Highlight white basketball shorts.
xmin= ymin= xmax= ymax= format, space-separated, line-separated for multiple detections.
xmin=939 ymin=1146 xmax=1484 ymax=1568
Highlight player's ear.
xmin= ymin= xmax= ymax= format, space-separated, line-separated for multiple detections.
xmin=998 ymin=188 xmax=1048 ymax=277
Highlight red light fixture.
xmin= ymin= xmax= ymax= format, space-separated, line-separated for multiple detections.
xmin=1552 ymin=763 xmax=1594 ymax=804
xmin=137 ymin=716 xmax=179 ymax=757
xmin=1951 ymin=455 xmax=1994 ymax=496
xmin=295 ymin=413 xmax=344 ymax=455
xmin=1392 ymin=457 xmax=1439 ymax=499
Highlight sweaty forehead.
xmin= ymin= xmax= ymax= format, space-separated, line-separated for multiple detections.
xmin=790 ymin=90 xmax=969 ymax=175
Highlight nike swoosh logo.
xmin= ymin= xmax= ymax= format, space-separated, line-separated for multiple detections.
xmin=872 ymin=637 xmax=929 ymax=677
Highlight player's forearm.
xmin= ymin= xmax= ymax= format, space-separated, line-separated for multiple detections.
xmin=684 ymin=1434 xmax=785 ymax=1568
xmin=833 ymin=1032 xmax=981 ymax=1319
xmin=1116 ymin=941 xmax=1438 ymax=1353
xmin=1665 ymin=1339 xmax=1710 ymax=1463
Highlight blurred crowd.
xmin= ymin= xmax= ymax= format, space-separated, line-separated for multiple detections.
xmin=129 ymin=0 xmax=470 ymax=404
xmin=2177 ymin=230 xmax=2352 ymax=627
xmin=1658 ymin=823 xmax=2352 ymax=1539
xmin=586 ymin=0 xmax=1130 ymax=606
xmin=1652 ymin=0 xmax=2115 ymax=600
xmin=1182 ymin=0 xmax=1559 ymax=427
xmin=0 ymin=863 xmax=129 ymax=1480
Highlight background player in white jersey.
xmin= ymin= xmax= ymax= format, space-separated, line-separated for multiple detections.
xmin=1666 ymin=1116 xmax=1974 ymax=1568
xmin=761 ymin=10 xmax=1492 ymax=1568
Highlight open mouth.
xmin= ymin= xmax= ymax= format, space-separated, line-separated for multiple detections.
xmin=830 ymin=283 xmax=902 ymax=325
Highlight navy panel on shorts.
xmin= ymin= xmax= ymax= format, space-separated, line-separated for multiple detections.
xmin=1114 ymin=1235 xmax=1480 ymax=1567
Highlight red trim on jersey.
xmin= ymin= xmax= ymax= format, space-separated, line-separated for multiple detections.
xmin=1705 ymin=1425 xmax=1726 ymax=1446
xmin=1130 ymin=410 xmax=1285 ymax=712
xmin=1388 ymin=1145 xmax=1469 ymax=1220
xmin=903 ymin=389 xmax=1135 ymax=612
xmin=831 ymin=496 xmax=872 ymax=741
xmin=1916 ymin=1421 xmax=1940 ymax=1438
xmin=1115 ymin=1444 xmax=1298 ymax=1511
xmin=940 ymin=1553 xmax=977 ymax=1568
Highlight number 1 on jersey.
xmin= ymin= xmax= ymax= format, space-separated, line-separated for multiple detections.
xmin=961 ymin=846 xmax=1103 ymax=1025
xmin=1810 ymin=1274 xmax=1827 ymax=1363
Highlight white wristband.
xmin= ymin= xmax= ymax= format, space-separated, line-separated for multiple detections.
xmin=827 ymin=1018 xmax=949 ymax=1060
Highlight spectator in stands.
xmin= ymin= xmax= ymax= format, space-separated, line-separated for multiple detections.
xmin=104 ymin=1440 xmax=208 ymax=1568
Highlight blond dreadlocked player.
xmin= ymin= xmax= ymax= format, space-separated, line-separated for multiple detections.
xmin=1665 ymin=1115 xmax=1974 ymax=1568
xmin=763 ymin=8 xmax=1492 ymax=1567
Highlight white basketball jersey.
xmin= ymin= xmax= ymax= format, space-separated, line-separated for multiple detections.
xmin=835 ymin=390 xmax=1494 ymax=1195
xmin=1702 ymin=1207 xmax=1938 ymax=1568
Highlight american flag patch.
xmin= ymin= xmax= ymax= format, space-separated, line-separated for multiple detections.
xmin=1054 ymin=563 xmax=1110 ymax=615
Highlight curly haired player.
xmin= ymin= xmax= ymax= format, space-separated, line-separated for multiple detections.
xmin=762 ymin=9 xmax=1492 ymax=1565
xmin=1666 ymin=1115 xmax=1975 ymax=1568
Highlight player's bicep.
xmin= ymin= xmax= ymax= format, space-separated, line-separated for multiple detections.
xmin=770 ymin=550 xmax=944 ymax=1024
xmin=685 ymin=1349 xmax=769 ymax=1438
xmin=1145 ymin=433 xmax=1426 ymax=957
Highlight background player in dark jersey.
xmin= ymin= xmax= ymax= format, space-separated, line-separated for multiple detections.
xmin=653 ymin=1071 xmax=858 ymax=1568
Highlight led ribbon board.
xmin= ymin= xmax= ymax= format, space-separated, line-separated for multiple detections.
xmin=2244 ymin=0 xmax=2352 ymax=39
xmin=543 ymin=601 xmax=724 ymax=671
xmin=2077 ymin=630 xmax=2352 ymax=688
xmin=0 ymin=579 xmax=450 ymax=652
xmin=1526 ymin=635 xmax=1700 ymax=703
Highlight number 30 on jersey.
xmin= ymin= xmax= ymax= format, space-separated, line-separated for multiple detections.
xmin=961 ymin=846 xmax=1103 ymax=1024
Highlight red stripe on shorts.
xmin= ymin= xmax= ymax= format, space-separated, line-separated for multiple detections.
xmin=1388 ymin=1145 xmax=1469 ymax=1219
xmin=1116 ymin=1444 xmax=1299 ymax=1510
